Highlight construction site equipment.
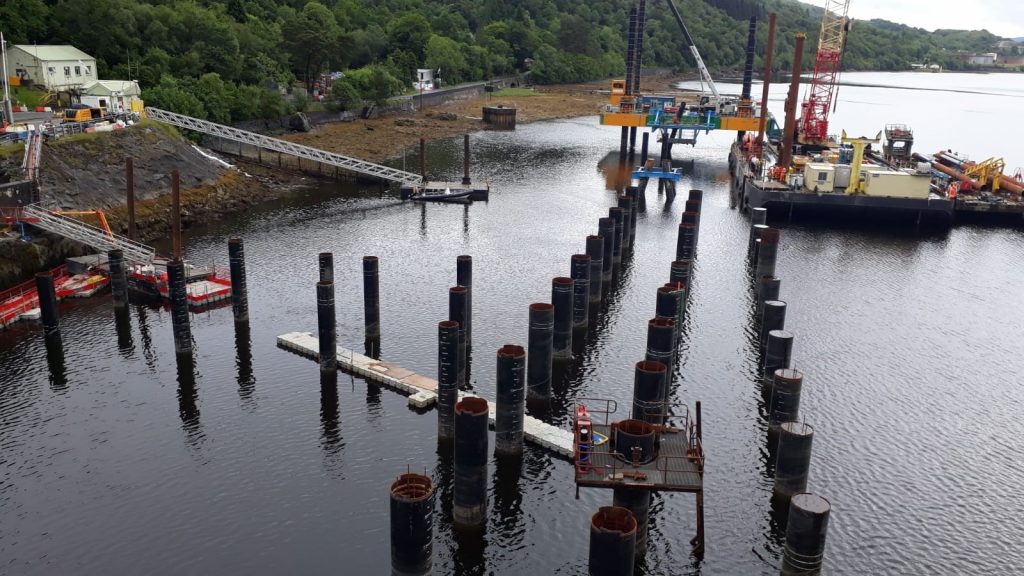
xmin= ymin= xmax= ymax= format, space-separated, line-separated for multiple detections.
xmin=144 ymin=107 xmax=423 ymax=186
xmin=800 ymin=0 xmax=852 ymax=144
xmin=52 ymin=210 xmax=114 ymax=238
xmin=840 ymin=130 xmax=882 ymax=194
xmin=664 ymin=0 xmax=735 ymax=115
xmin=21 ymin=204 xmax=155 ymax=263
xmin=63 ymin=105 xmax=104 ymax=123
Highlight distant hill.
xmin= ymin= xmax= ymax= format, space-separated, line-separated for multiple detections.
xmin=1015 ymin=37 xmax=1024 ymax=42
xmin=0 ymin=0 xmax=1008 ymax=123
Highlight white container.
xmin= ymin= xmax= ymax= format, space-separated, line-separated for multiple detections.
xmin=803 ymin=162 xmax=836 ymax=193
xmin=834 ymin=164 xmax=852 ymax=189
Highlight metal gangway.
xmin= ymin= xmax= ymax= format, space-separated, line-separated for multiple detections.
xmin=144 ymin=107 xmax=423 ymax=186
xmin=21 ymin=204 xmax=156 ymax=263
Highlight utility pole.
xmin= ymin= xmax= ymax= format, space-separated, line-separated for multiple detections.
xmin=1 ymin=32 xmax=14 ymax=126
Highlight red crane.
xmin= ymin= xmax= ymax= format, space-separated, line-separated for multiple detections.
xmin=800 ymin=0 xmax=852 ymax=144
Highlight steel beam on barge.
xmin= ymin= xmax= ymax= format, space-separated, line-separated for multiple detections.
xmin=277 ymin=331 xmax=574 ymax=458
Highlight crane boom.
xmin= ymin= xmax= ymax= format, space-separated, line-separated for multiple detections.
xmin=800 ymin=0 xmax=851 ymax=143
xmin=664 ymin=0 xmax=721 ymax=103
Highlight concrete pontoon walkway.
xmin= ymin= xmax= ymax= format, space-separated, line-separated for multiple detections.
xmin=277 ymin=331 xmax=574 ymax=457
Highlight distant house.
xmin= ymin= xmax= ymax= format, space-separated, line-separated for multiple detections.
xmin=79 ymin=80 xmax=143 ymax=113
xmin=966 ymin=53 xmax=998 ymax=66
xmin=4 ymin=45 xmax=97 ymax=90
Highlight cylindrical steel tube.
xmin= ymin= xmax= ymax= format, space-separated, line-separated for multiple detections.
xmin=588 ymin=506 xmax=637 ymax=576
xmin=167 ymin=259 xmax=192 ymax=355
xmin=768 ymin=369 xmax=804 ymax=439
xmin=632 ymin=360 xmax=667 ymax=424
xmin=612 ymin=487 xmax=651 ymax=554
xmin=617 ymin=196 xmax=633 ymax=252
xmin=570 ymin=254 xmax=591 ymax=330
xmin=449 ymin=286 xmax=469 ymax=388
xmin=495 ymin=344 xmax=526 ymax=455
xmin=390 ymin=473 xmax=434 ymax=576
xmin=363 ymin=256 xmax=381 ymax=340
xmin=645 ymin=317 xmax=675 ymax=386
xmin=527 ymin=303 xmax=554 ymax=399
xmin=774 ymin=422 xmax=814 ymax=500
xmin=757 ymin=275 xmax=781 ymax=316
xmin=454 ymin=397 xmax=489 ymax=526
xmin=462 ymin=134 xmax=471 ymax=185
xmin=317 ymin=279 xmax=336 ymax=371
xmin=685 ymin=199 xmax=701 ymax=249
xmin=34 ymin=272 xmax=60 ymax=336
xmin=749 ymin=223 xmax=769 ymax=259
xmin=781 ymin=492 xmax=830 ymax=575
xmin=228 ymin=239 xmax=248 ymax=323
xmin=625 ymin=185 xmax=640 ymax=230
xmin=551 ymin=277 xmax=574 ymax=361
xmin=419 ymin=138 xmax=426 ymax=180
xmin=751 ymin=206 xmax=768 ymax=227
xmin=457 ymin=255 xmax=472 ymax=343
xmin=676 ymin=222 xmax=696 ymax=262
xmin=609 ymin=207 xmax=624 ymax=268
xmin=598 ymin=218 xmax=615 ymax=285
xmin=586 ymin=236 xmax=604 ymax=304
xmin=662 ymin=282 xmax=685 ymax=331
xmin=655 ymin=285 xmax=679 ymax=323
xmin=756 ymin=227 xmax=780 ymax=279
xmin=171 ymin=169 xmax=182 ymax=261
xmin=763 ymin=329 xmax=794 ymax=380
xmin=318 ymin=252 xmax=333 ymax=283
xmin=670 ymin=259 xmax=691 ymax=287
xmin=108 ymin=249 xmax=128 ymax=308
xmin=437 ymin=320 xmax=460 ymax=440
xmin=761 ymin=300 xmax=787 ymax=349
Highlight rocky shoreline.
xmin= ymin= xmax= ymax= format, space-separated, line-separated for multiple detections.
xmin=1 ymin=77 xmax=689 ymax=289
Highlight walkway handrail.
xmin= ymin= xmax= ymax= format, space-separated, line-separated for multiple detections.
xmin=145 ymin=107 xmax=423 ymax=186
xmin=22 ymin=204 xmax=156 ymax=264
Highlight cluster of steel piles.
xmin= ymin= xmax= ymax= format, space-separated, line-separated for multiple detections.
xmin=747 ymin=208 xmax=832 ymax=574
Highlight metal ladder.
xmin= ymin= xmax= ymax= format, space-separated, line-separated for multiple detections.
xmin=144 ymin=107 xmax=424 ymax=186
xmin=21 ymin=204 xmax=156 ymax=263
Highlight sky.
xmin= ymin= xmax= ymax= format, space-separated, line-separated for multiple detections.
xmin=835 ymin=0 xmax=1023 ymax=38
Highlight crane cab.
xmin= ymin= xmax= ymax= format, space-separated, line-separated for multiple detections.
xmin=609 ymin=80 xmax=627 ymax=106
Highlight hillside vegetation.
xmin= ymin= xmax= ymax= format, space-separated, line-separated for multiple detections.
xmin=0 ymin=0 xmax=1004 ymax=123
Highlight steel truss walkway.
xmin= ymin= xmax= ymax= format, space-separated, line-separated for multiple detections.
xmin=144 ymin=107 xmax=423 ymax=186
xmin=21 ymin=204 xmax=156 ymax=263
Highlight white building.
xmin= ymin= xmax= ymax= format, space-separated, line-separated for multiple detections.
xmin=967 ymin=53 xmax=997 ymax=66
xmin=79 ymin=80 xmax=142 ymax=113
xmin=4 ymin=45 xmax=97 ymax=90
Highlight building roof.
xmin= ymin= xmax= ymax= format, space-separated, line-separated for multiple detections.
xmin=12 ymin=45 xmax=94 ymax=62
xmin=81 ymin=80 xmax=141 ymax=96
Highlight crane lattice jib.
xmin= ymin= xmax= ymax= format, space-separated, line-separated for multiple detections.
xmin=800 ymin=0 xmax=851 ymax=142
xmin=144 ymin=107 xmax=423 ymax=186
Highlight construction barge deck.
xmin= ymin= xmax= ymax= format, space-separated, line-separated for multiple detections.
xmin=730 ymin=141 xmax=1024 ymax=224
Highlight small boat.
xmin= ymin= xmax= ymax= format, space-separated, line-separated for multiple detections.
xmin=410 ymin=185 xmax=475 ymax=203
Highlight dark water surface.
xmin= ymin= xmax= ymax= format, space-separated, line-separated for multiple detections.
xmin=3 ymin=102 xmax=1024 ymax=574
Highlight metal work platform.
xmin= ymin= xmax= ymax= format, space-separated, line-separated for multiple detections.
xmin=145 ymin=107 xmax=423 ymax=186
xmin=632 ymin=166 xmax=682 ymax=182
xmin=277 ymin=331 xmax=574 ymax=457
xmin=573 ymin=400 xmax=704 ymax=493
xmin=577 ymin=423 xmax=703 ymax=492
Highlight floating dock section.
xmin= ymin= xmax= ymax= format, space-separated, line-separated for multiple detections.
xmin=277 ymin=331 xmax=574 ymax=457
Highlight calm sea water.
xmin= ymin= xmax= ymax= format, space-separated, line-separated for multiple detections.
xmin=2 ymin=72 xmax=1023 ymax=575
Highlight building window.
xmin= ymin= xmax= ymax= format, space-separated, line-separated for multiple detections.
xmin=64 ymin=66 xmax=70 ymax=76
xmin=85 ymin=65 xmax=92 ymax=76
xmin=75 ymin=66 xmax=81 ymax=76
xmin=47 ymin=66 xmax=55 ymax=74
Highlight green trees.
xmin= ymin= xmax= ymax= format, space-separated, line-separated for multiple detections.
xmin=9 ymin=0 xmax=1009 ymax=122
